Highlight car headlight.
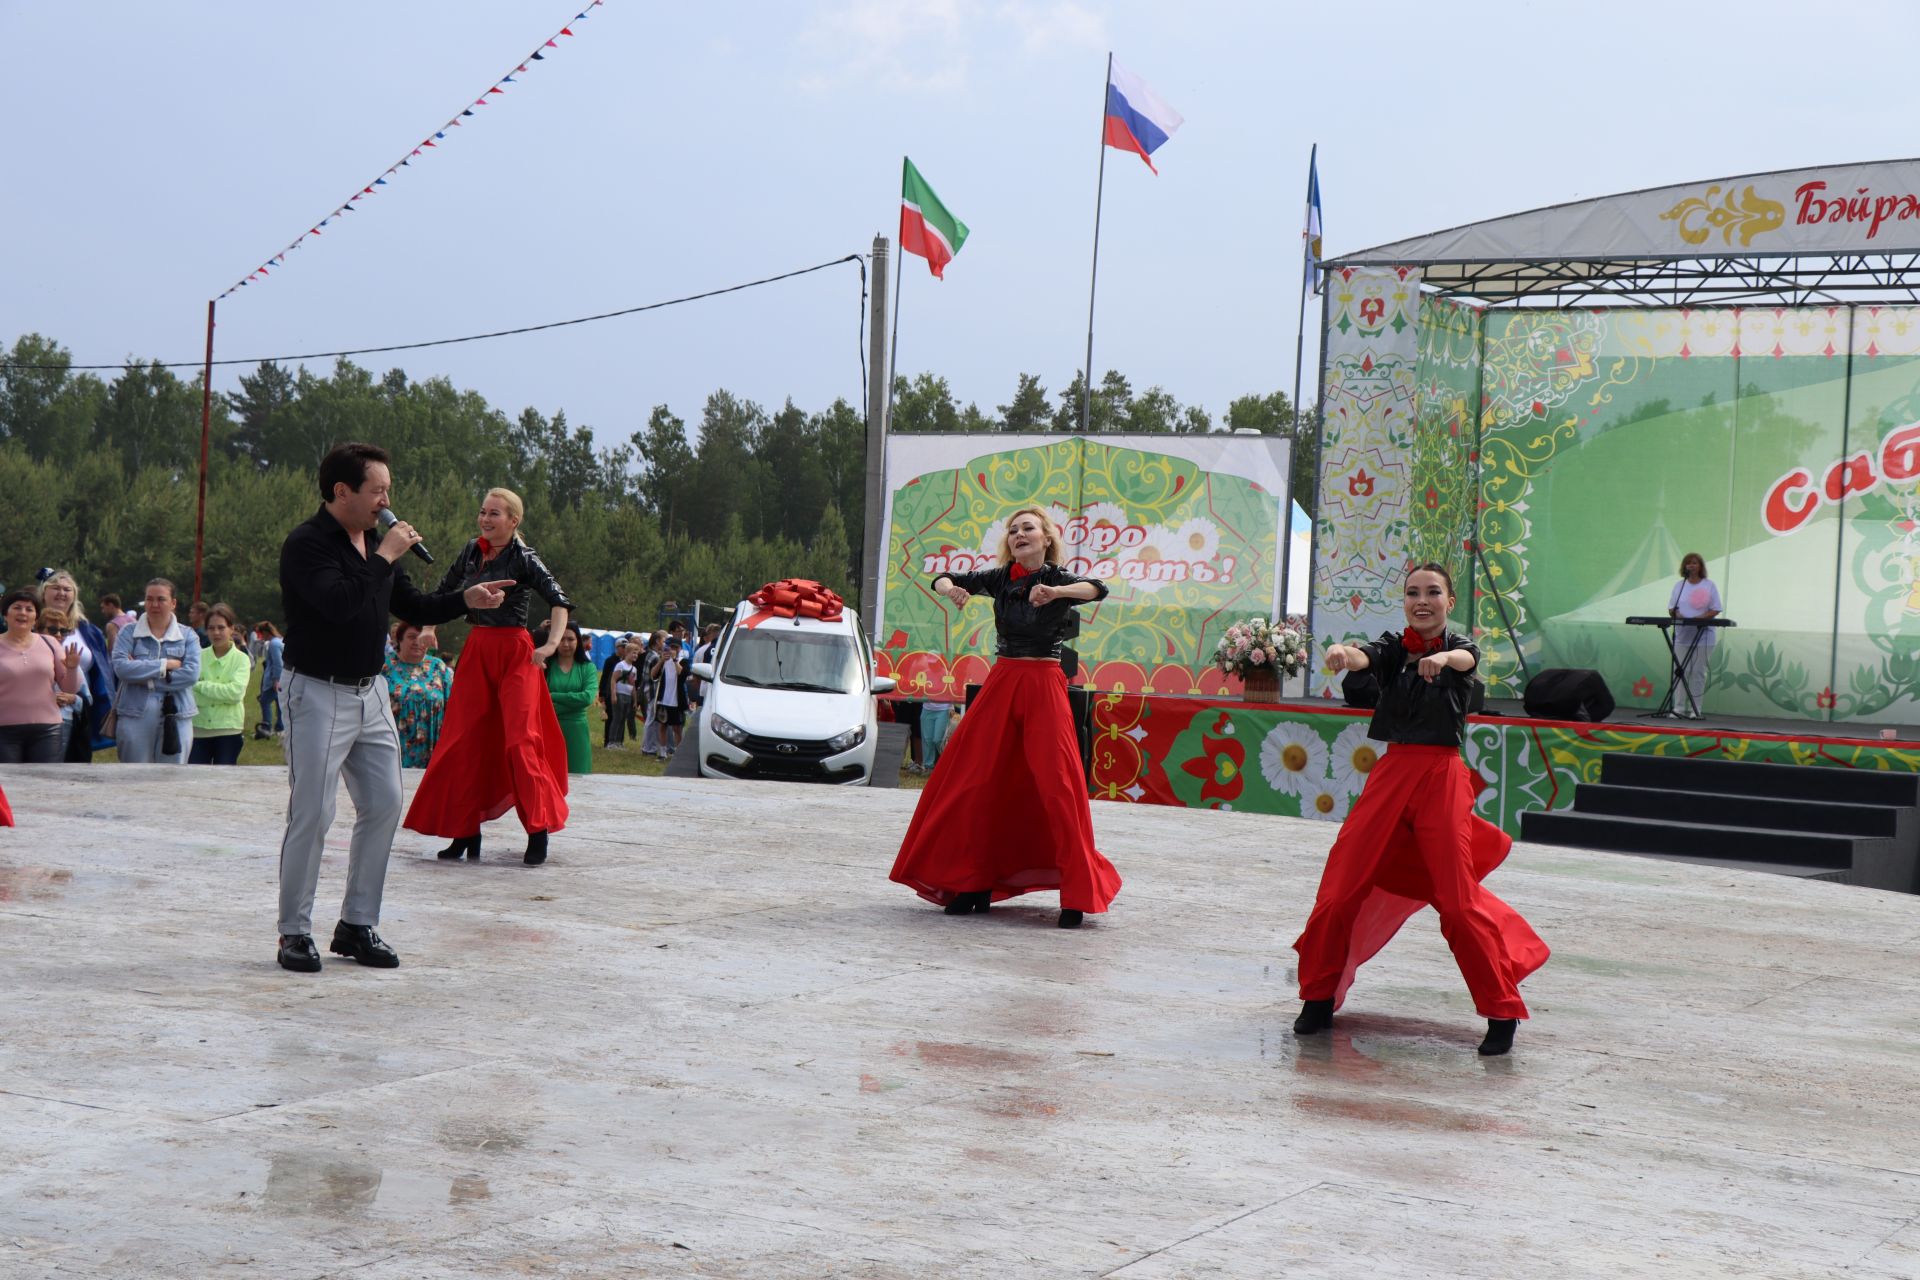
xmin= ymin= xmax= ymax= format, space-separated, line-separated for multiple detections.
xmin=825 ymin=725 xmax=866 ymax=753
xmin=710 ymin=714 xmax=749 ymax=746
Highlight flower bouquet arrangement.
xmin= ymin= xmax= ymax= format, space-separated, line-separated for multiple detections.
xmin=1212 ymin=615 xmax=1311 ymax=696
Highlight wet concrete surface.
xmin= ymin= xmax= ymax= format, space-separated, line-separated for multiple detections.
xmin=2 ymin=762 xmax=1918 ymax=1278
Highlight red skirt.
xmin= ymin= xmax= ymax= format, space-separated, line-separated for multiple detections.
xmin=0 ymin=782 xmax=12 ymax=827
xmin=1293 ymin=744 xmax=1547 ymax=1020
xmin=889 ymin=658 xmax=1121 ymax=913
xmin=403 ymin=626 xmax=570 ymax=836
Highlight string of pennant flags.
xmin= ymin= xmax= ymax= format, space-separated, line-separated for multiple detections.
xmin=217 ymin=0 xmax=606 ymax=300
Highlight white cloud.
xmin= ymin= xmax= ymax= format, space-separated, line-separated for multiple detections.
xmin=793 ymin=0 xmax=1106 ymax=95
xmin=997 ymin=0 xmax=1108 ymax=55
xmin=794 ymin=0 xmax=969 ymax=94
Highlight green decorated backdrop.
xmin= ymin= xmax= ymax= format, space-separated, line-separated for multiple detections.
xmin=1314 ymin=273 xmax=1920 ymax=725
xmin=878 ymin=435 xmax=1291 ymax=699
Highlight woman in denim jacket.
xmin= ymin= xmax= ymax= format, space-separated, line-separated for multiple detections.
xmin=110 ymin=577 xmax=200 ymax=764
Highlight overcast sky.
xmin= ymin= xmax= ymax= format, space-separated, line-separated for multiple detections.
xmin=8 ymin=0 xmax=1919 ymax=455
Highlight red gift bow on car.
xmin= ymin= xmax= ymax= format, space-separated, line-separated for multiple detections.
xmin=743 ymin=579 xmax=845 ymax=628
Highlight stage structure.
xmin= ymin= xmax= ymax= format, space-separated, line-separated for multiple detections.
xmin=874 ymin=434 xmax=1291 ymax=699
xmin=1311 ymin=159 xmax=1920 ymax=726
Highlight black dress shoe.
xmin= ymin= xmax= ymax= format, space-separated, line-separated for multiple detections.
xmin=943 ymin=891 xmax=991 ymax=915
xmin=277 ymin=934 xmax=322 ymax=973
xmin=1058 ymin=909 xmax=1084 ymax=929
xmin=1478 ymin=1018 xmax=1518 ymax=1056
xmin=1293 ymin=998 xmax=1335 ymax=1035
xmin=330 ymin=921 xmax=400 ymax=968
xmin=524 ymin=831 xmax=548 ymax=866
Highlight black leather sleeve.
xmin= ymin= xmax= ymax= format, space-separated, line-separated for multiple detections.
xmin=519 ymin=545 xmax=574 ymax=611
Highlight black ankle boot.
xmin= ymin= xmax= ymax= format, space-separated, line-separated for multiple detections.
xmin=943 ymin=891 xmax=990 ymax=915
xmin=524 ymin=831 xmax=548 ymax=866
xmin=1478 ymin=1018 xmax=1517 ymax=1056
xmin=436 ymin=835 xmax=474 ymax=861
xmin=1057 ymin=909 xmax=1084 ymax=929
xmin=1293 ymin=998 xmax=1335 ymax=1035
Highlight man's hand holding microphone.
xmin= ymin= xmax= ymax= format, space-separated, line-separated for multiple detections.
xmin=375 ymin=509 xmax=514 ymax=610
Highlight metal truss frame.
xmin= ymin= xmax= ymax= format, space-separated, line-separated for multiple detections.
xmin=1328 ymin=252 xmax=1920 ymax=308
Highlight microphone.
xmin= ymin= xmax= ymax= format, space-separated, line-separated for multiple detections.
xmin=376 ymin=508 xmax=435 ymax=564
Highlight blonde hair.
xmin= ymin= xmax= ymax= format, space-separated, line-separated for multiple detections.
xmin=995 ymin=506 xmax=1066 ymax=567
xmin=41 ymin=571 xmax=87 ymax=624
xmin=484 ymin=487 xmax=526 ymax=543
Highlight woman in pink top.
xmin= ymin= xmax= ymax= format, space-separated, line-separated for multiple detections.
xmin=0 ymin=587 xmax=82 ymax=763
xmin=1667 ymin=552 xmax=1723 ymax=719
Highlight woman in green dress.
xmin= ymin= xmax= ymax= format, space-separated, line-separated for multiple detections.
xmin=383 ymin=621 xmax=455 ymax=769
xmin=538 ymin=620 xmax=595 ymax=775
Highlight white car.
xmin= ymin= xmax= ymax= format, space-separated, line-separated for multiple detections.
xmin=689 ymin=598 xmax=895 ymax=785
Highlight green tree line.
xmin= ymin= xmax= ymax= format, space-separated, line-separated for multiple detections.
xmin=0 ymin=332 xmax=1311 ymax=638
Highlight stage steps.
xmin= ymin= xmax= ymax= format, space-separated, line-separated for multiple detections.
xmin=1519 ymin=754 xmax=1920 ymax=894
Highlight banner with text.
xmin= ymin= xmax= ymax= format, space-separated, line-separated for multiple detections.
xmin=877 ymin=434 xmax=1291 ymax=698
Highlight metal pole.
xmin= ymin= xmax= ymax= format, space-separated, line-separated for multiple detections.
xmin=1288 ymin=145 xmax=1317 ymax=454
xmin=192 ymin=299 xmax=215 ymax=608
xmin=858 ymin=234 xmax=891 ymax=643
xmin=1304 ymin=284 xmax=1331 ymax=697
xmin=1081 ymin=52 xmax=1113 ymax=434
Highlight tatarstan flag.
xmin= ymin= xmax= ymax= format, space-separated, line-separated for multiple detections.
xmin=899 ymin=157 xmax=969 ymax=279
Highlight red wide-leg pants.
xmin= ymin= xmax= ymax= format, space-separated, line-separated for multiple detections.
xmin=1293 ymin=744 xmax=1546 ymax=1020
xmin=889 ymin=659 xmax=1121 ymax=913
xmin=404 ymin=626 xmax=570 ymax=837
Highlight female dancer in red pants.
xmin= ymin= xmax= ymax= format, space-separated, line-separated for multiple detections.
xmin=1293 ymin=563 xmax=1549 ymax=1055
xmin=889 ymin=506 xmax=1121 ymax=928
xmin=404 ymin=487 xmax=574 ymax=866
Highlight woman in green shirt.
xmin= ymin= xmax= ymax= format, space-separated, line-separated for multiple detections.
xmin=189 ymin=604 xmax=252 ymax=765
xmin=539 ymin=620 xmax=595 ymax=775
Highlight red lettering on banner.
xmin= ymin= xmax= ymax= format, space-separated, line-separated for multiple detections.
xmin=1763 ymin=419 xmax=1920 ymax=535
xmin=1823 ymin=451 xmax=1878 ymax=503
xmin=1764 ymin=470 xmax=1818 ymax=536
xmin=1882 ymin=423 xmax=1920 ymax=481
xmin=1794 ymin=180 xmax=1920 ymax=240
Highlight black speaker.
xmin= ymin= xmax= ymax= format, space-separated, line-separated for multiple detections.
xmin=1523 ymin=668 xmax=1615 ymax=722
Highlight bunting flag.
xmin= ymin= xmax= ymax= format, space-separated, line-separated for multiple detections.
xmin=218 ymin=1 xmax=607 ymax=300
xmin=899 ymin=158 xmax=970 ymax=279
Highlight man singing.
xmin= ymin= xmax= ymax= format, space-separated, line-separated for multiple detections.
xmin=274 ymin=443 xmax=513 ymax=973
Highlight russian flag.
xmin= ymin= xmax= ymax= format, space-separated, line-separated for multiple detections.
xmin=1104 ymin=59 xmax=1184 ymax=174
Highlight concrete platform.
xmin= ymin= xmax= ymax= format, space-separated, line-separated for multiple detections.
xmin=2 ymin=763 xmax=1918 ymax=1279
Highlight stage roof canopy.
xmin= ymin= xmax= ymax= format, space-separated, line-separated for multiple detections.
xmin=1326 ymin=159 xmax=1920 ymax=306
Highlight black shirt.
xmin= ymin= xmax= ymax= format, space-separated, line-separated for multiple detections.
xmin=433 ymin=538 xmax=574 ymax=629
xmin=1357 ymin=630 xmax=1482 ymax=747
xmin=941 ymin=563 xmax=1108 ymax=660
xmin=280 ymin=506 xmax=468 ymax=680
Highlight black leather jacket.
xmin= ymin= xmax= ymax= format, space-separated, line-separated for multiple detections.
xmin=435 ymin=538 xmax=574 ymax=628
xmin=1358 ymin=630 xmax=1482 ymax=747
xmin=939 ymin=563 xmax=1107 ymax=660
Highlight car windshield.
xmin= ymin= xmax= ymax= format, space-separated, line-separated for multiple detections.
xmin=720 ymin=627 xmax=863 ymax=694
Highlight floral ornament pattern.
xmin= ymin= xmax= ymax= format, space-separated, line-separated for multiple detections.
xmin=1260 ymin=720 xmax=1329 ymax=797
xmin=1178 ymin=711 xmax=1244 ymax=808
xmin=1328 ymin=720 xmax=1386 ymax=799
xmin=1298 ymin=783 xmax=1350 ymax=823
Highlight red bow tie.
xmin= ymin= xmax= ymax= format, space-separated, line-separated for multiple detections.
xmin=1402 ymin=627 xmax=1445 ymax=656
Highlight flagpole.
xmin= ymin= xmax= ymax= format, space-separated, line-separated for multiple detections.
xmin=886 ymin=158 xmax=907 ymax=437
xmin=1081 ymin=52 xmax=1113 ymax=435
xmin=1289 ymin=144 xmax=1317 ymax=462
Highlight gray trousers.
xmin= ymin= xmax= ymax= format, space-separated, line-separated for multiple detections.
xmin=276 ymin=672 xmax=404 ymax=938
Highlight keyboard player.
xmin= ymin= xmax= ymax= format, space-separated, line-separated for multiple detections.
xmin=1667 ymin=552 xmax=1723 ymax=718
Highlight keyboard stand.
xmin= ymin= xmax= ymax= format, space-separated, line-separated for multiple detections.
xmin=1642 ymin=622 xmax=1710 ymax=720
